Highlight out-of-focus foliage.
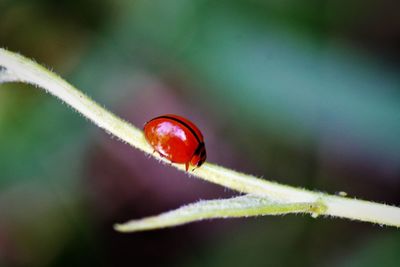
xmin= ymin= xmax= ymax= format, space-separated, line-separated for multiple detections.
xmin=0 ymin=0 xmax=399 ymax=267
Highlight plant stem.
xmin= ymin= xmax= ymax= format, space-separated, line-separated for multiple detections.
xmin=115 ymin=195 xmax=326 ymax=232
xmin=1 ymin=48 xmax=399 ymax=228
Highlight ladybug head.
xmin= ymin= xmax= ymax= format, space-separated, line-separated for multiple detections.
xmin=190 ymin=142 xmax=206 ymax=168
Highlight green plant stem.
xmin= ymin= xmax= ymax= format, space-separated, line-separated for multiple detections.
xmin=114 ymin=195 xmax=326 ymax=232
xmin=1 ymin=47 xmax=399 ymax=228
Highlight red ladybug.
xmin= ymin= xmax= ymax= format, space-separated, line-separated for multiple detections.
xmin=143 ymin=114 xmax=206 ymax=171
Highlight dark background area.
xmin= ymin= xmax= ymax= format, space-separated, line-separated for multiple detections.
xmin=0 ymin=0 xmax=400 ymax=266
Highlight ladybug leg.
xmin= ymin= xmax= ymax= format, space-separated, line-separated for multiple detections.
xmin=154 ymin=150 xmax=166 ymax=159
xmin=185 ymin=162 xmax=189 ymax=172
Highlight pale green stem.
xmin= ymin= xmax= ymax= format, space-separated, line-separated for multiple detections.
xmin=0 ymin=48 xmax=399 ymax=228
xmin=115 ymin=195 xmax=326 ymax=232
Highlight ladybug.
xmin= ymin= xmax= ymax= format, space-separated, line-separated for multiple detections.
xmin=143 ymin=114 xmax=206 ymax=171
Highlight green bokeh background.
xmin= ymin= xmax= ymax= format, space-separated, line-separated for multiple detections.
xmin=1 ymin=1 xmax=399 ymax=266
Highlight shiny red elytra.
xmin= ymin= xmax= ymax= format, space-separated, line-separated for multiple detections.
xmin=143 ymin=114 xmax=206 ymax=171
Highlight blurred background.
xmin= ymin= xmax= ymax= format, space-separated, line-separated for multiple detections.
xmin=1 ymin=0 xmax=400 ymax=266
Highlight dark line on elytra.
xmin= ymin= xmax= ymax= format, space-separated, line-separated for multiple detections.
xmin=193 ymin=141 xmax=205 ymax=158
xmin=149 ymin=115 xmax=202 ymax=144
